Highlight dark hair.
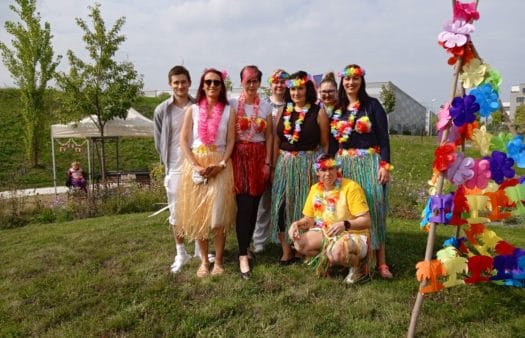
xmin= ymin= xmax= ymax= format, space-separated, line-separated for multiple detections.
xmin=284 ymin=70 xmax=318 ymax=105
xmin=195 ymin=68 xmax=228 ymax=105
xmin=320 ymin=72 xmax=337 ymax=89
xmin=315 ymin=152 xmax=335 ymax=163
xmin=240 ymin=65 xmax=262 ymax=83
xmin=337 ymin=64 xmax=370 ymax=110
xmin=168 ymin=65 xmax=191 ymax=83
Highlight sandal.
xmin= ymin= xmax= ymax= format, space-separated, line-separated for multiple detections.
xmin=211 ymin=264 xmax=225 ymax=276
xmin=196 ymin=263 xmax=210 ymax=278
xmin=377 ymin=264 xmax=393 ymax=279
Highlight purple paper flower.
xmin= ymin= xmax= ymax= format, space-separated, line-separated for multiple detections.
xmin=507 ymin=135 xmax=525 ymax=168
xmin=429 ymin=193 xmax=453 ymax=224
xmin=487 ymin=151 xmax=515 ymax=184
xmin=469 ymin=83 xmax=500 ymax=118
xmin=446 ymin=152 xmax=475 ymax=185
xmin=449 ymin=95 xmax=479 ymax=127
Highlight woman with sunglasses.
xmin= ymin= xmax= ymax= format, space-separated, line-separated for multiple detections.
xmin=230 ymin=65 xmax=273 ymax=279
xmin=178 ymin=68 xmax=236 ymax=278
xmin=318 ymin=72 xmax=338 ymax=118
xmin=271 ymin=70 xmax=329 ymax=265
xmin=329 ymin=64 xmax=393 ymax=279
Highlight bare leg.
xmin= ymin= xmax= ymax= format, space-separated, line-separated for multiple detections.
xmin=213 ymin=227 xmax=225 ymax=267
xmin=279 ymin=232 xmax=293 ymax=261
xmin=198 ymin=238 xmax=209 ymax=264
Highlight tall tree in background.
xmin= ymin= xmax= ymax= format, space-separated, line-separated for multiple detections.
xmin=379 ymin=82 xmax=396 ymax=114
xmin=0 ymin=0 xmax=61 ymax=168
xmin=513 ymin=105 xmax=525 ymax=134
xmin=56 ymin=3 xmax=143 ymax=179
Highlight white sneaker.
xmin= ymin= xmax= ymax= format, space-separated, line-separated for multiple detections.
xmin=194 ymin=252 xmax=215 ymax=263
xmin=343 ymin=267 xmax=368 ymax=285
xmin=170 ymin=254 xmax=191 ymax=273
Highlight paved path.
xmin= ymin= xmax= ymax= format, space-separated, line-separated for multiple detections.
xmin=0 ymin=186 xmax=68 ymax=198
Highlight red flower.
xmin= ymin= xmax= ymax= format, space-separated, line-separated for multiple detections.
xmin=433 ymin=143 xmax=457 ymax=172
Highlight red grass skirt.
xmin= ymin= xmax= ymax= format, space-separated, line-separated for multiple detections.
xmin=232 ymin=142 xmax=268 ymax=196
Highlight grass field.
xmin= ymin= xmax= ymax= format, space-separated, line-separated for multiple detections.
xmin=1 ymin=213 xmax=524 ymax=337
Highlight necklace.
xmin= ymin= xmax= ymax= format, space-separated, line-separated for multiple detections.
xmin=198 ymin=99 xmax=225 ymax=145
xmin=313 ymin=178 xmax=342 ymax=229
xmin=330 ymin=101 xmax=360 ymax=144
xmin=282 ymin=103 xmax=310 ymax=144
xmin=236 ymin=92 xmax=266 ymax=141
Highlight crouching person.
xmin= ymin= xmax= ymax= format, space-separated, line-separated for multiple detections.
xmin=288 ymin=153 xmax=372 ymax=284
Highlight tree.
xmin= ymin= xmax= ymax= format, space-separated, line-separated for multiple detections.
xmin=56 ymin=3 xmax=143 ymax=179
xmin=0 ymin=0 xmax=61 ymax=167
xmin=380 ymin=82 xmax=396 ymax=114
xmin=513 ymin=105 xmax=525 ymax=134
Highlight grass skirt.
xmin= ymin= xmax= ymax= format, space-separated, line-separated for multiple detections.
xmin=176 ymin=150 xmax=236 ymax=240
xmin=271 ymin=150 xmax=320 ymax=243
xmin=232 ymin=142 xmax=268 ymax=196
xmin=336 ymin=150 xmax=388 ymax=249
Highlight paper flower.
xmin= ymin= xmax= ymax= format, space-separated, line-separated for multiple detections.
xmin=471 ymin=125 xmax=492 ymax=156
xmin=416 ymin=260 xmax=446 ymax=293
xmin=460 ymin=58 xmax=487 ymax=89
xmin=464 ymin=159 xmax=491 ymax=189
xmin=453 ymin=0 xmax=480 ymax=22
xmin=456 ymin=120 xmax=478 ymax=143
xmin=438 ymin=20 xmax=475 ymax=48
xmin=436 ymin=102 xmax=451 ymax=131
xmin=483 ymin=67 xmax=502 ymax=92
xmin=433 ymin=143 xmax=457 ymax=171
xmin=469 ymin=83 xmax=500 ymax=118
xmin=507 ymin=135 xmax=525 ymax=168
xmin=442 ymin=255 xmax=468 ymax=288
xmin=449 ymin=95 xmax=479 ymax=127
xmin=464 ymin=223 xmax=485 ymax=245
xmin=488 ymin=151 xmax=515 ymax=184
xmin=420 ymin=198 xmax=432 ymax=228
xmin=505 ymin=184 xmax=525 ymax=216
xmin=490 ymin=132 xmax=514 ymax=153
xmin=446 ymin=152 xmax=475 ymax=185
xmin=495 ymin=241 xmax=516 ymax=256
xmin=445 ymin=41 xmax=475 ymax=66
xmin=449 ymin=185 xmax=469 ymax=225
xmin=466 ymin=194 xmax=490 ymax=224
xmin=492 ymin=254 xmax=516 ymax=281
xmin=484 ymin=189 xmax=512 ymax=221
xmin=464 ymin=255 xmax=493 ymax=284
xmin=430 ymin=193 xmax=453 ymax=224
xmin=478 ymin=230 xmax=503 ymax=253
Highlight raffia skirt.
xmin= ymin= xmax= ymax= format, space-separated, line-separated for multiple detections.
xmin=336 ymin=148 xmax=388 ymax=250
xmin=271 ymin=149 xmax=320 ymax=243
xmin=176 ymin=149 xmax=236 ymax=240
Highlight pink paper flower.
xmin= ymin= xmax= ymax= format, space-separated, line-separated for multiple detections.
xmin=438 ymin=20 xmax=475 ymax=48
xmin=453 ymin=1 xmax=480 ymax=23
xmin=436 ymin=102 xmax=451 ymax=131
xmin=464 ymin=158 xmax=491 ymax=190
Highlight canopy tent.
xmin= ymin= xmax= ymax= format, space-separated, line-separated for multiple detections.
xmin=50 ymin=108 xmax=154 ymax=195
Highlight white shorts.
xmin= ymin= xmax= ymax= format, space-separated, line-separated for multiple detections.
xmin=164 ymin=171 xmax=181 ymax=225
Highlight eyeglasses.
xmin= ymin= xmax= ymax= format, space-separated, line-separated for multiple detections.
xmin=320 ymin=90 xmax=336 ymax=95
xmin=204 ymin=79 xmax=222 ymax=87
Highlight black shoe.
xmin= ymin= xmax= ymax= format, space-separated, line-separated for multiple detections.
xmin=240 ymin=270 xmax=251 ymax=280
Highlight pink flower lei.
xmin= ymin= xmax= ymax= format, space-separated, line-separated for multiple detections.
xmin=236 ymin=91 xmax=264 ymax=141
xmin=198 ymin=98 xmax=225 ymax=145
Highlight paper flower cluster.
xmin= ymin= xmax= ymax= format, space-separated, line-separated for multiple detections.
xmin=419 ymin=1 xmax=525 ymax=293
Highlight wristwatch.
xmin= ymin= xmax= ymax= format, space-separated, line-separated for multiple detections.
xmin=344 ymin=220 xmax=351 ymax=231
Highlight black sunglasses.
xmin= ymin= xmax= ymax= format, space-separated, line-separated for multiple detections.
xmin=204 ymin=79 xmax=222 ymax=87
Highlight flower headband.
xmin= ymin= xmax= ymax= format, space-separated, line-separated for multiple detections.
xmin=338 ymin=66 xmax=366 ymax=78
xmin=268 ymin=70 xmax=290 ymax=85
xmin=314 ymin=158 xmax=341 ymax=171
xmin=204 ymin=68 xmax=228 ymax=80
xmin=286 ymin=75 xmax=312 ymax=88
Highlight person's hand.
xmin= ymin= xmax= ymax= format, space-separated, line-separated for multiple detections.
xmin=378 ymin=167 xmax=390 ymax=185
xmin=288 ymin=222 xmax=300 ymax=240
xmin=262 ymin=164 xmax=270 ymax=182
xmin=204 ymin=165 xmax=222 ymax=179
xmin=326 ymin=222 xmax=344 ymax=237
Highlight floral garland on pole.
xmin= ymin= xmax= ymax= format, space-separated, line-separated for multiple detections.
xmin=56 ymin=138 xmax=87 ymax=153
xmin=408 ymin=1 xmax=524 ymax=336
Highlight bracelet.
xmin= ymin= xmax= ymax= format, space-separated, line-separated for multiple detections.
xmin=344 ymin=220 xmax=351 ymax=231
xmin=380 ymin=160 xmax=394 ymax=172
xmin=218 ymin=160 xmax=226 ymax=168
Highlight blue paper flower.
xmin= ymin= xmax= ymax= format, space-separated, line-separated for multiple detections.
xmin=507 ymin=135 xmax=525 ymax=168
xmin=487 ymin=151 xmax=515 ymax=184
xmin=449 ymin=94 xmax=479 ymax=127
xmin=443 ymin=236 xmax=465 ymax=249
xmin=469 ymin=83 xmax=500 ymax=118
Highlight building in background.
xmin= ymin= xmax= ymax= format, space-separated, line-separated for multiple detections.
xmin=509 ymin=84 xmax=525 ymax=121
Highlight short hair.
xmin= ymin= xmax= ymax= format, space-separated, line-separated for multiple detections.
xmin=320 ymin=72 xmax=337 ymax=89
xmin=168 ymin=65 xmax=191 ymax=83
xmin=284 ymin=70 xmax=318 ymax=105
xmin=240 ymin=65 xmax=262 ymax=83
xmin=195 ymin=68 xmax=228 ymax=105
xmin=337 ymin=64 xmax=370 ymax=110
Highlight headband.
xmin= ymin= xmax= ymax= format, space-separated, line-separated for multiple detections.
xmin=268 ymin=70 xmax=290 ymax=85
xmin=338 ymin=66 xmax=366 ymax=78
xmin=314 ymin=158 xmax=341 ymax=171
xmin=286 ymin=74 xmax=312 ymax=88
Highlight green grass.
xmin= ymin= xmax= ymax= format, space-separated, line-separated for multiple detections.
xmin=0 ymin=214 xmax=524 ymax=336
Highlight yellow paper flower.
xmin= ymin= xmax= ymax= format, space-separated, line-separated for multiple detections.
xmin=471 ymin=125 xmax=492 ymax=156
xmin=461 ymin=58 xmax=487 ymax=89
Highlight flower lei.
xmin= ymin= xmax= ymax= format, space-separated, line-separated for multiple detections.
xmin=286 ymin=75 xmax=310 ymax=88
xmin=330 ymin=101 xmax=361 ymax=143
xmin=268 ymin=70 xmax=289 ymax=85
xmin=313 ymin=178 xmax=342 ymax=229
xmin=236 ymin=92 xmax=266 ymax=141
xmin=283 ymin=103 xmax=310 ymax=144
xmin=338 ymin=66 xmax=366 ymax=78
xmin=198 ymin=99 xmax=225 ymax=145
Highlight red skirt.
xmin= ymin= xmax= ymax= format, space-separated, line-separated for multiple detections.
xmin=232 ymin=142 xmax=268 ymax=196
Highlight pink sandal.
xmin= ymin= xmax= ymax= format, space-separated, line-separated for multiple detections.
xmin=377 ymin=264 xmax=393 ymax=279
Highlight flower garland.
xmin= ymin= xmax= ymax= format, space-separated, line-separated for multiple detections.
xmin=330 ymin=101 xmax=362 ymax=143
xmin=198 ymin=98 xmax=225 ymax=145
xmin=236 ymin=92 xmax=266 ymax=141
xmin=313 ymin=178 xmax=342 ymax=229
xmin=338 ymin=66 xmax=366 ymax=78
xmin=286 ymin=75 xmax=311 ymax=88
xmin=283 ymin=103 xmax=310 ymax=144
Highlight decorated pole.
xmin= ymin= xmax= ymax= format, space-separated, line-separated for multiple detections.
xmin=408 ymin=1 xmax=525 ymax=336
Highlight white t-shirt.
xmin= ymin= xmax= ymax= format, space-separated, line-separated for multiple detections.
xmin=230 ymin=98 xmax=272 ymax=143
xmin=168 ymin=104 xmax=190 ymax=171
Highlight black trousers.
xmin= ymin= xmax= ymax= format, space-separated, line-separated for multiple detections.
xmin=236 ymin=194 xmax=262 ymax=256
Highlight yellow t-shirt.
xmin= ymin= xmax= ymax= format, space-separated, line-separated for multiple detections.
xmin=303 ymin=178 xmax=369 ymax=227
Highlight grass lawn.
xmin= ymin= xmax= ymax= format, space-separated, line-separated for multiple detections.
xmin=1 ymin=213 xmax=524 ymax=337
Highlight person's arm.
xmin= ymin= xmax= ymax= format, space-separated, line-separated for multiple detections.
xmin=371 ymin=99 xmax=392 ymax=184
xmin=153 ymin=103 xmax=164 ymax=155
xmin=272 ymin=106 xmax=284 ymax=166
xmin=180 ymin=106 xmax=205 ymax=174
xmin=288 ymin=216 xmax=315 ymax=240
xmin=262 ymin=109 xmax=273 ymax=180
xmin=317 ymin=108 xmax=329 ymax=153
xmin=326 ymin=212 xmax=371 ymax=237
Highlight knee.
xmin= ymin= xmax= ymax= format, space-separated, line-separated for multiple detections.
xmin=328 ymin=245 xmax=347 ymax=265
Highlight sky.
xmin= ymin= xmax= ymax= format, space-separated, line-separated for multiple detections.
xmin=0 ymin=0 xmax=523 ymax=110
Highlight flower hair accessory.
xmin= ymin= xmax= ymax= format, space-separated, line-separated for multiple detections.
xmin=285 ymin=75 xmax=311 ymax=88
xmin=314 ymin=158 xmax=341 ymax=171
xmin=268 ymin=70 xmax=290 ymax=85
xmin=203 ymin=68 xmax=228 ymax=80
xmin=338 ymin=66 xmax=365 ymax=78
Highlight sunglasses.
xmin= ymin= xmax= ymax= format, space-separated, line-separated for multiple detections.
xmin=204 ymin=79 xmax=222 ymax=87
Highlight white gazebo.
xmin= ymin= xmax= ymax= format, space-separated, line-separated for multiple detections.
xmin=50 ymin=108 xmax=154 ymax=195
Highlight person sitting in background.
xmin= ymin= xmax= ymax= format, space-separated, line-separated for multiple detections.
xmin=66 ymin=161 xmax=87 ymax=192
xmin=288 ymin=153 xmax=372 ymax=284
